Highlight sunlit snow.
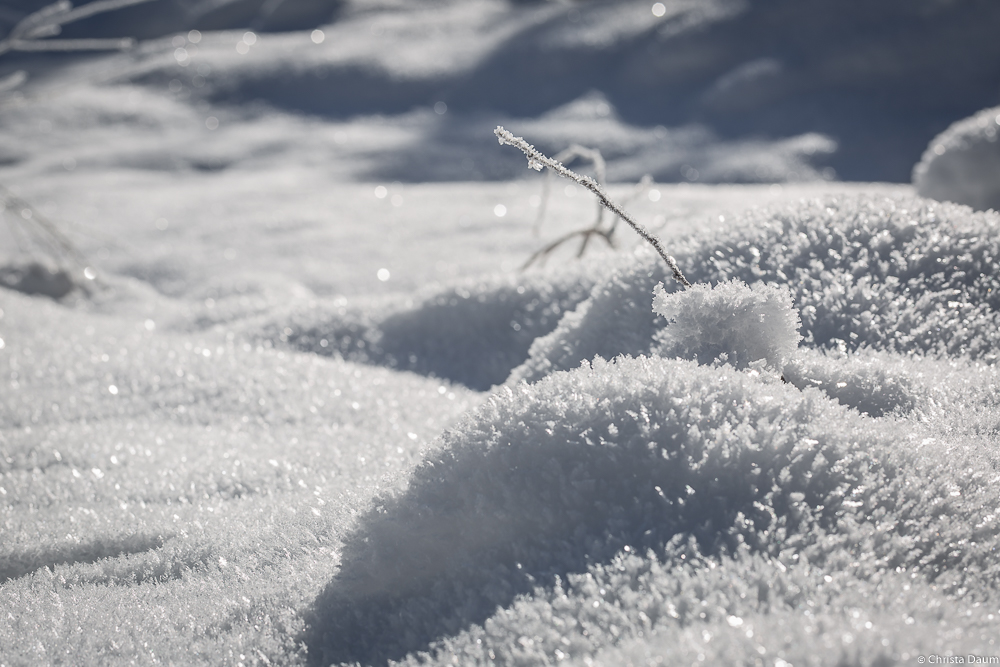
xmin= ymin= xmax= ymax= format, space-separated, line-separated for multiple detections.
xmin=2 ymin=0 xmax=1000 ymax=666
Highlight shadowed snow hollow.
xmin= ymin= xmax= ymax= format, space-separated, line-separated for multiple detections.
xmin=262 ymin=268 xmax=599 ymax=390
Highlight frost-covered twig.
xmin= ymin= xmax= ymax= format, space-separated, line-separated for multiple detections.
xmin=496 ymin=126 xmax=691 ymax=288
xmin=0 ymin=0 xmax=153 ymax=57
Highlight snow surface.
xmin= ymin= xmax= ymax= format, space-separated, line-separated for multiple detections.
xmin=3 ymin=1 xmax=1000 ymax=666
xmin=8 ymin=183 xmax=1000 ymax=666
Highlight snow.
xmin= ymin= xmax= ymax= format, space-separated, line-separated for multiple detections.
xmin=3 ymin=0 xmax=1000 ymax=665
xmin=513 ymin=193 xmax=1000 ymax=383
xmin=309 ymin=355 xmax=1000 ymax=665
xmin=914 ymin=105 xmax=1000 ymax=212
xmin=651 ymin=279 xmax=801 ymax=371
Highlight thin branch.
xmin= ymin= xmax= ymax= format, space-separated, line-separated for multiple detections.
xmin=0 ymin=0 xmax=153 ymax=56
xmin=496 ymin=126 xmax=691 ymax=288
xmin=522 ymin=226 xmax=615 ymax=270
xmin=7 ymin=37 xmax=135 ymax=51
xmin=7 ymin=0 xmax=71 ymax=41
xmin=55 ymin=0 xmax=154 ymax=26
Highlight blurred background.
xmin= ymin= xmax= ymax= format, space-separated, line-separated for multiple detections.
xmin=2 ymin=0 xmax=999 ymax=184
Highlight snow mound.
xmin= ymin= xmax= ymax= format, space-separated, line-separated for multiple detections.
xmin=263 ymin=269 xmax=598 ymax=390
xmin=512 ymin=193 xmax=1000 ymax=384
xmin=914 ymin=106 xmax=1000 ymax=212
xmin=652 ymin=279 xmax=800 ymax=371
xmin=305 ymin=355 xmax=1000 ymax=665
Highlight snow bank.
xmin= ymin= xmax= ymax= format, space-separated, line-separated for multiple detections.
xmin=512 ymin=193 xmax=1000 ymax=384
xmin=914 ymin=106 xmax=1000 ymax=212
xmin=306 ymin=355 xmax=1000 ymax=665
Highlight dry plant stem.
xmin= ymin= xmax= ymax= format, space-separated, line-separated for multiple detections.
xmin=0 ymin=183 xmax=89 ymax=268
xmin=527 ymin=144 xmax=611 ymax=267
xmin=496 ymin=126 xmax=691 ymax=288
xmin=0 ymin=0 xmax=153 ymax=56
xmin=522 ymin=226 xmax=614 ymax=270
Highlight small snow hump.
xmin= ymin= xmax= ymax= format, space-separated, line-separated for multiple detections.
xmin=914 ymin=105 xmax=1000 ymax=212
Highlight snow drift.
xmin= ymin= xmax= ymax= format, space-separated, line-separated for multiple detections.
xmin=259 ymin=267 xmax=599 ymax=390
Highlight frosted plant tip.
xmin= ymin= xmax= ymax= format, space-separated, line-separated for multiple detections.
xmin=493 ymin=124 xmax=691 ymax=288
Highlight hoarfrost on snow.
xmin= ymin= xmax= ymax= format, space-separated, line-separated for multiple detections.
xmin=3 ymin=0 xmax=1000 ymax=664
xmin=512 ymin=192 xmax=1000 ymax=384
xmin=307 ymin=355 xmax=1000 ymax=666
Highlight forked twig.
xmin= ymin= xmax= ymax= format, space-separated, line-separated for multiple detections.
xmin=496 ymin=126 xmax=691 ymax=288
xmin=522 ymin=226 xmax=615 ymax=270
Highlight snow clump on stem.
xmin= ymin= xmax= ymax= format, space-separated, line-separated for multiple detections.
xmin=652 ymin=279 xmax=801 ymax=371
